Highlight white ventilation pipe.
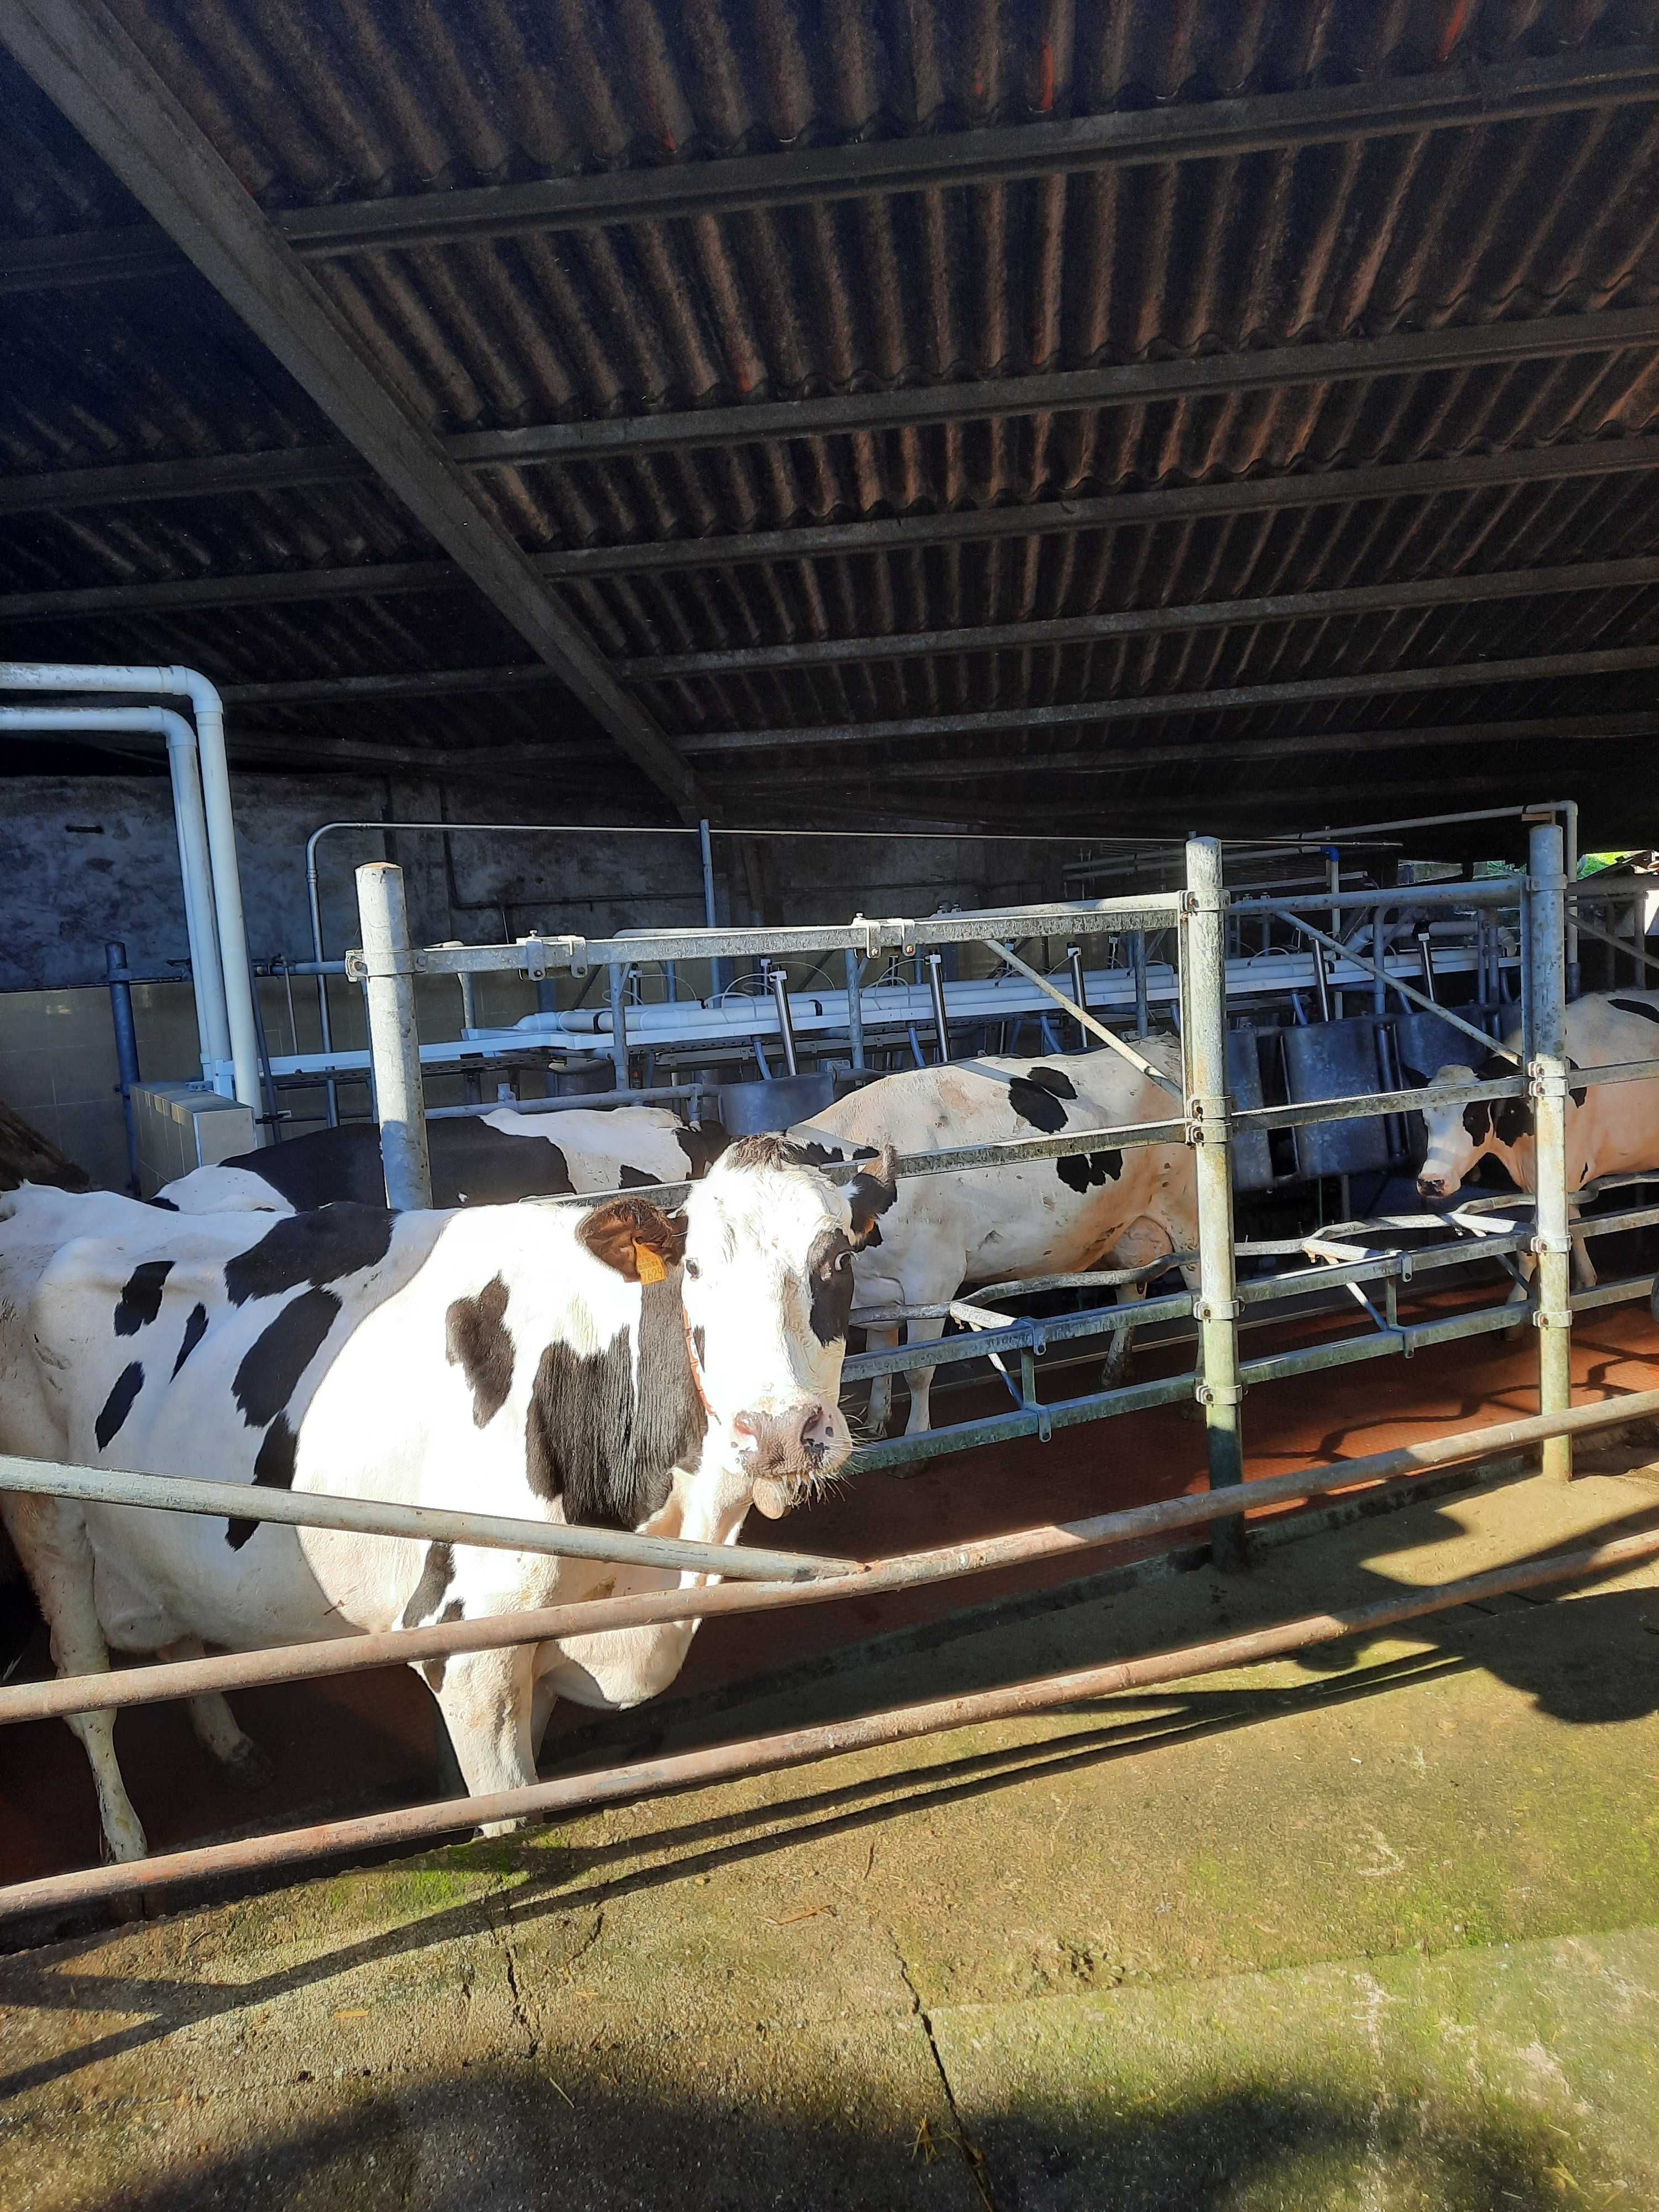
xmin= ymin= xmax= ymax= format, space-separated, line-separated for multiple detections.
xmin=0 ymin=705 xmax=227 ymax=1076
xmin=0 ymin=664 xmax=259 ymax=1112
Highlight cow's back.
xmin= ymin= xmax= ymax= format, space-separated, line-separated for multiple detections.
xmin=1566 ymin=991 xmax=1659 ymax=1181
xmin=795 ymin=1047 xmax=1192 ymax=1284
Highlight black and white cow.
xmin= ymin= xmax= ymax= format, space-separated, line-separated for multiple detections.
xmin=1414 ymin=989 xmax=1659 ymax=1292
xmin=0 ymin=1135 xmax=895 ymax=1864
xmin=157 ymin=1106 xmax=728 ymax=1213
xmin=788 ymin=1047 xmax=1197 ymax=1433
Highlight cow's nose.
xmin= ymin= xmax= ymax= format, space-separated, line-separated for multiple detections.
xmin=1416 ymin=1176 xmax=1446 ymax=1199
xmin=733 ymin=1404 xmax=838 ymax=1473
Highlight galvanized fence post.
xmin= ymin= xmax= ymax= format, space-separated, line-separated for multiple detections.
xmin=354 ymin=862 xmax=432 ymax=1211
xmin=1526 ymin=822 xmax=1575 ymax=1478
xmin=1184 ymin=837 xmax=1247 ymax=1569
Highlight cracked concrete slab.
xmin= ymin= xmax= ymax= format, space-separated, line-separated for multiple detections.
xmin=931 ymin=1924 xmax=1659 ymax=2209
xmin=6 ymin=1458 xmax=1659 ymax=2208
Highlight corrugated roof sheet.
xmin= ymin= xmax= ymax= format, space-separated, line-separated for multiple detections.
xmin=4 ymin=0 xmax=1659 ymax=834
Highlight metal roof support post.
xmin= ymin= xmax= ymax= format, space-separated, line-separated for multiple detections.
xmin=1184 ymin=838 xmax=1246 ymax=1572
xmin=353 ymin=863 xmax=431 ymax=1211
xmin=1526 ymin=823 xmax=1575 ymax=1480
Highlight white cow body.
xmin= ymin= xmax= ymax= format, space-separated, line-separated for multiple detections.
xmin=0 ymin=1136 xmax=892 ymax=1862
xmin=158 ymin=1104 xmax=718 ymax=1214
xmin=1416 ymin=989 xmax=1659 ymax=1292
xmin=791 ymin=1046 xmax=1196 ymax=1431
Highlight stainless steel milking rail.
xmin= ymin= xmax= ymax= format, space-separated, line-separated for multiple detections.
xmin=347 ymin=834 xmax=1659 ymax=1550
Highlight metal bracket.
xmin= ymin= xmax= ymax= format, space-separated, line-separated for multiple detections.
xmin=1192 ymin=1298 xmax=1240 ymax=1323
xmin=1526 ymin=873 xmax=1570 ymax=894
xmin=1034 ymin=1406 xmax=1053 ymax=1442
xmin=346 ymin=947 xmax=417 ymax=981
xmin=1530 ymin=1232 xmax=1573 ymax=1256
xmin=1533 ymin=1307 xmax=1574 ymax=1331
xmin=1527 ymin=1058 xmax=1569 ymax=1102
xmin=1194 ymin=1380 xmax=1245 ymax=1407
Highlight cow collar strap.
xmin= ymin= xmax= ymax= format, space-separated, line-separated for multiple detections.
xmin=680 ymin=1288 xmax=714 ymax=1419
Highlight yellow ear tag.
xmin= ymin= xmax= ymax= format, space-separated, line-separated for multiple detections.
xmin=635 ymin=1244 xmax=667 ymax=1285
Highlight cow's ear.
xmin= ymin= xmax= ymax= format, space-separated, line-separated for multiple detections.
xmin=847 ymin=1145 xmax=899 ymax=1249
xmin=1399 ymin=1062 xmax=1432 ymax=1090
xmin=579 ymin=1197 xmax=687 ymax=1284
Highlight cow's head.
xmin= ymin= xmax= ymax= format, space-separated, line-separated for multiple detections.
xmin=578 ymin=1135 xmax=896 ymax=1521
xmin=1412 ymin=1057 xmax=1533 ymax=1199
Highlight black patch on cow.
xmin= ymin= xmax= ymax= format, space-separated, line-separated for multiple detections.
xmin=1611 ymin=997 xmax=1659 ymax=1026
xmin=223 ymin=1205 xmax=394 ymax=1307
xmin=807 ymin=1226 xmax=857 ymax=1345
xmin=1464 ymin=1053 xmax=1537 ymax=1149
xmin=113 ymin=1259 xmax=173 ymax=1336
xmin=445 ymin=1275 xmax=514 ymax=1428
xmin=524 ymin=1272 xmax=706 ymax=1530
xmin=860 ymin=1220 xmax=883 ymax=1248
xmin=789 ymin=1139 xmax=878 ymax=1171
xmin=1568 ymin=1057 xmax=1588 ymax=1110
xmin=1056 ymin=1149 xmax=1124 ymax=1194
xmin=1007 ymin=1066 xmax=1076 ymax=1134
xmin=95 ymin=1362 xmax=144 ymax=1451
xmin=617 ymin=1163 xmax=659 ymax=1188
xmin=1399 ymin=1062 xmax=1432 ymax=1089
xmin=401 ymin=1541 xmax=455 ymax=1629
xmin=675 ymin=1121 xmax=731 ymax=1177
xmin=693 ymin=1324 xmax=706 ymax=1370
xmin=232 ymin=1288 xmax=340 ymax=1428
xmin=226 ymin=1414 xmax=298 ymax=1549
xmin=150 ymin=1196 xmax=179 ymax=1211
xmin=214 ymin=1118 xmax=582 ymax=1211
xmin=171 ymin=1302 xmax=208 ymax=1379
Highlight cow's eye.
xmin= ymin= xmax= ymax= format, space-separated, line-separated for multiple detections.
xmin=685 ymin=1258 xmax=701 ymax=1280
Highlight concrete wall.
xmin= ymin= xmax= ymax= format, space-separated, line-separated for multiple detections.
xmin=0 ymin=767 xmax=1066 ymax=1187
xmin=2 ymin=770 xmax=1061 ymax=989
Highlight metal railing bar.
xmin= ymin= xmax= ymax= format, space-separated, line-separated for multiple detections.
xmin=9 ymin=1388 xmax=1653 ymax=1738
xmin=0 ymin=1455 xmax=853 ymax=1583
xmin=9 ymin=1444 xmax=1658 ymax=1918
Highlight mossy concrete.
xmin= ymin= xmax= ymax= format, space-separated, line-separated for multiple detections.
xmin=4 ymin=1457 xmax=1659 ymax=2208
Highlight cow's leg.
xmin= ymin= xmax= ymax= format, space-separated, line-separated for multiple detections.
xmin=865 ymin=1329 xmax=900 ymax=1436
xmin=1569 ymin=1198 xmax=1598 ymax=1290
xmin=901 ymin=1311 xmax=949 ymax=1434
xmin=1506 ymin=1246 xmax=1536 ymax=1337
xmin=5 ymin=1499 xmax=146 ymax=1862
xmin=1100 ymin=1280 xmax=1148 ymax=1389
xmin=422 ymin=1644 xmax=540 ymax=1835
xmin=156 ymin=1637 xmax=272 ymax=1790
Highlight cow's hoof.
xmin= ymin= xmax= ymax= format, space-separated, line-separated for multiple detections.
xmin=217 ymin=1738 xmax=275 ymax=1792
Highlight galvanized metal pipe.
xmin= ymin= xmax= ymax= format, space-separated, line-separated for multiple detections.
xmin=354 ymin=862 xmax=432 ymax=1211
xmin=1132 ymin=932 xmax=1150 ymax=1038
xmin=0 ymin=1450 xmax=851 ymax=1582
xmin=1527 ymin=822 xmax=1576 ymax=1479
xmin=11 ymin=1381 xmax=1659 ymax=1733
xmin=767 ymin=963 xmax=800 ymax=1075
xmin=12 ymin=1502 xmax=1658 ymax=1921
xmin=1270 ymin=907 xmax=1515 ymax=1062
xmin=103 ymin=940 xmax=142 ymax=1194
xmin=844 ymin=949 xmax=867 ymax=1069
xmin=927 ymin=952 xmax=952 ymax=1063
xmin=1183 ymin=837 xmax=1246 ymax=1570
xmin=607 ymin=962 xmax=630 ymax=1090
xmin=988 ymin=938 xmax=1182 ymax=1092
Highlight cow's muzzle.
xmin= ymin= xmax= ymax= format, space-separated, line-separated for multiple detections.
xmin=735 ymin=1402 xmax=849 ymax=1518
xmin=1416 ymin=1174 xmax=1455 ymax=1200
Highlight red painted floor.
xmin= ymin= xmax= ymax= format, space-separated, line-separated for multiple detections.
xmin=4 ymin=1267 xmax=1657 ymax=1888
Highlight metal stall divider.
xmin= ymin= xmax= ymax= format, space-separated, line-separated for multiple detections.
xmin=1526 ymin=822 xmax=1575 ymax=1478
xmin=1183 ymin=839 xmax=1247 ymax=1570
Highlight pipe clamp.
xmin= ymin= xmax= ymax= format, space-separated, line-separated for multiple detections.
xmin=1194 ymin=1380 xmax=1245 ymax=1407
xmin=1530 ymin=1232 xmax=1573 ymax=1256
xmin=1533 ymin=1307 xmax=1574 ymax=1331
xmin=1192 ymin=1299 xmax=1240 ymax=1323
xmin=347 ymin=948 xmax=419 ymax=981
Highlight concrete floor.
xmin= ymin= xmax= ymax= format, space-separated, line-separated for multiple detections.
xmin=6 ymin=1437 xmax=1659 ymax=2209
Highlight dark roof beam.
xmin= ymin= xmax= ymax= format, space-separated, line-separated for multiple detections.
xmin=0 ymin=0 xmax=703 ymax=821
xmin=4 ymin=42 xmax=1656 ymax=288
xmin=727 ymin=713 xmax=1659 ymax=788
xmin=8 ymin=435 xmax=1659 ymax=626
xmin=677 ymin=643 xmax=1659 ymax=754
xmin=8 ymin=302 xmax=1659 ymax=519
xmin=619 ymin=555 xmax=1659 ymax=681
